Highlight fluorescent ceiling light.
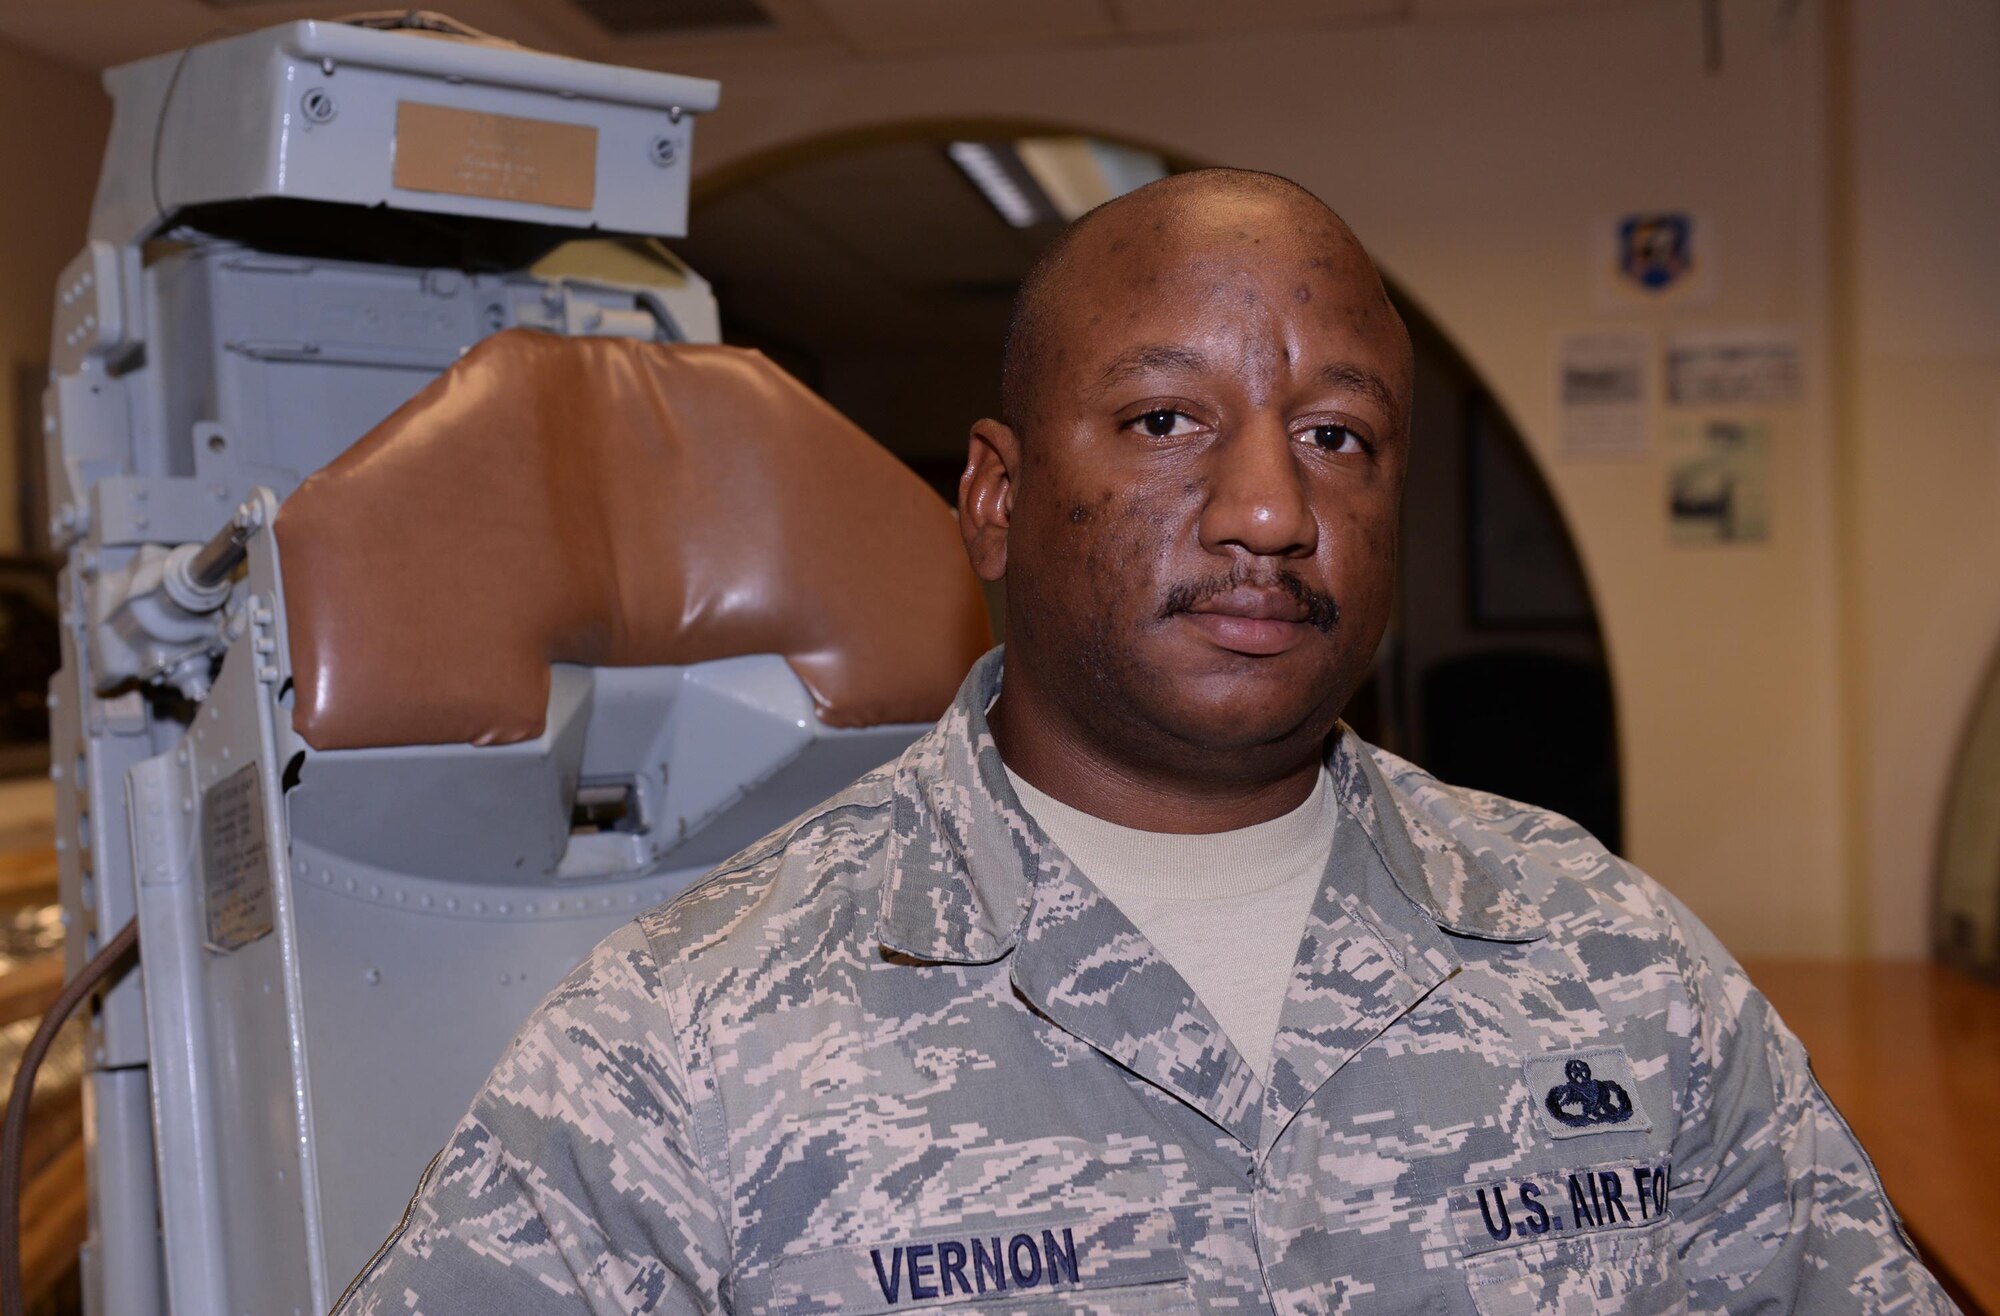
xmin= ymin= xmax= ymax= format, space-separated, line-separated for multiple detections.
xmin=947 ymin=141 xmax=1042 ymax=228
xmin=1015 ymin=137 xmax=1168 ymax=221
xmin=949 ymin=137 xmax=1171 ymax=229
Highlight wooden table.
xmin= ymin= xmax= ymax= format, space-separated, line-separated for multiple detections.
xmin=1746 ymin=960 xmax=2000 ymax=1315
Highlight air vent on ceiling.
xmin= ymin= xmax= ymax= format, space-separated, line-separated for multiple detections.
xmin=569 ymin=0 xmax=776 ymax=35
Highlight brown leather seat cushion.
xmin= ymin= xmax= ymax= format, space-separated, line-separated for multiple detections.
xmin=274 ymin=330 xmax=992 ymax=749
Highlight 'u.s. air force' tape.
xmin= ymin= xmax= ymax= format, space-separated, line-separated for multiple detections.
xmin=1448 ymin=1160 xmax=1672 ymax=1257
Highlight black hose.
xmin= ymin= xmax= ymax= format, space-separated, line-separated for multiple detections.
xmin=0 ymin=918 xmax=139 ymax=1316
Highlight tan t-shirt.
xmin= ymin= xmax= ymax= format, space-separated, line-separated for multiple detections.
xmin=1004 ymin=765 xmax=1334 ymax=1081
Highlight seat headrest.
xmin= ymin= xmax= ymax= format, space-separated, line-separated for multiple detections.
xmin=274 ymin=330 xmax=993 ymax=750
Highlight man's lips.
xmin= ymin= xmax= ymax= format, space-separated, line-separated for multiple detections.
xmin=1180 ymin=588 xmax=1313 ymax=656
xmin=1184 ymin=587 xmax=1311 ymax=624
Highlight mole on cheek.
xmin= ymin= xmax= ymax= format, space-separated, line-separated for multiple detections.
xmin=1069 ymin=503 xmax=1090 ymax=525
xmin=1294 ymin=286 xmax=1312 ymax=303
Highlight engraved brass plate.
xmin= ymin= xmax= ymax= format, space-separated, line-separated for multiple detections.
xmin=392 ymin=101 xmax=597 ymax=211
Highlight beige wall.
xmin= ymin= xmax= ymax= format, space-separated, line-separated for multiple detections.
xmin=1843 ymin=0 xmax=2000 ymax=957
xmin=0 ymin=38 xmax=109 ymax=554
xmin=685 ymin=0 xmax=1858 ymax=957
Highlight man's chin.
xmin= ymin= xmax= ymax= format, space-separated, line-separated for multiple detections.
xmin=1133 ymin=669 xmax=1342 ymax=758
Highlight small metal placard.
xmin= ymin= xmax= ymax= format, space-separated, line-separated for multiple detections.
xmin=392 ymin=101 xmax=597 ymax=211
xmin=202 ymin=764 xmax=273 ymax=952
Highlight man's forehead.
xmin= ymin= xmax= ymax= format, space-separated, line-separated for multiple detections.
xmin=1072 ymin=185 xmax=1370 ymax=283
xmin=1045 ymin=189 xmax=1407 ymax=386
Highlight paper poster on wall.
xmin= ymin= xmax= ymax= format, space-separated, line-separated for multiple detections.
xmin=1595 ymin=211 xmax=1715 ymax=309
xmin=1558 ymin=331 xmax=1652 ymax=457
xmin=1666 ymin=326 xmax=1803 ymax=406
xmin=1667 ymin=418 xmax=1769 ymax=543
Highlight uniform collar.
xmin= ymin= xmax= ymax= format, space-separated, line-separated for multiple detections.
xmin=876 ymin=646 xmax=1548 ymax=965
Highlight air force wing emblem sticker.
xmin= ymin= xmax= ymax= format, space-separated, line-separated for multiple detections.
xmin=1524 ymin=1047 xmax=1652 ymax=1140
xmin=1617 ymin=211 xmax=1694 ymax=292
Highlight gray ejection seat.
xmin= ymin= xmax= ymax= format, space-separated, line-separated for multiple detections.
xmin=43 ymin=16 xmax=991 ymax=1316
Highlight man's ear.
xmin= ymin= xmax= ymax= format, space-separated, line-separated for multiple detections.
xmin=958 ymin=417 xmax=1019 ymax=584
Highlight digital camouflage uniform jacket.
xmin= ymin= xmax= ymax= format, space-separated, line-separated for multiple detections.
xmin=339 ymin=649 xmax=1953 ymax=1316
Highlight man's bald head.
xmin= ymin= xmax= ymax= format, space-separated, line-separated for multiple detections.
xmin=998 ymin=168 xmax=1400 ymax=437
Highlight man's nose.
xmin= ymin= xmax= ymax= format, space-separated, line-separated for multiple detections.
xmin=1197 ymin=417 xmax=1319 ymax=560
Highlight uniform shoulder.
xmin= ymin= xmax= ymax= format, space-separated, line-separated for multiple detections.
xmin=634 ymin=759 xmax=901 ymax=979
xmin=1361 ymin=742 xmax=1688 ymax=941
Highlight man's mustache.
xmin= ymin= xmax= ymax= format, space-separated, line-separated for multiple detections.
xmin=1158 ymin=571 xmax=1341 ymax=633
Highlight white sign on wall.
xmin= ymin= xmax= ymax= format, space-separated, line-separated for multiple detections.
xmin=1665 ymin=326 xmax=1804 ymax=406
xmin=1557 ymin=331 xmax=1653 ymax=458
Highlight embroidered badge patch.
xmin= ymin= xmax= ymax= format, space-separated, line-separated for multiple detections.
xmin=1522 ymin=1047 xmax=1652 ymax=1140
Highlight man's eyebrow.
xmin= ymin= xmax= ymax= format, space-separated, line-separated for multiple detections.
xmin=1090 ymin=344 xmax=1212 ymax=395
xmin=1319 ymin=362 xmax=1403 ymax=423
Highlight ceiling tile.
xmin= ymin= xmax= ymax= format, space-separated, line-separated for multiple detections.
xmin=811 ymin=0 xmax=1115 ymax=55
xmin=1411 ymin=0 xmax=1651 ymax=17
xmin=0 ymin=0 xmax=591 ymax=73
xmin=1111 ymin=0 xmax=1407 ymax=36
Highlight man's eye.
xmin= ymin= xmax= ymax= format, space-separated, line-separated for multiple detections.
xmin=1131 ymin=409 xmax=1198 ymax=438
xmin=1306 ymin=424 xmax=1367 ymax=453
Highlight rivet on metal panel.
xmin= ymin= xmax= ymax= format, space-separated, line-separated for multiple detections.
xmin=649 ymin=136 xmax=679 ymax=168
xmin=364 ymin=968 xmax=380 ymax=985
xmin=301 ymin=88 xmax=337 ymax=124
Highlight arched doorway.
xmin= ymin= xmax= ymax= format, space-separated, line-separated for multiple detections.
xmin=675 ymin=126 xmax=1622 ymax=849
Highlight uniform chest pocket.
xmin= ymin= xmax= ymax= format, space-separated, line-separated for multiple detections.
xmin=748 ymin=1211 xmax=1194 ymax=1316
xmin=1462 ymin=1222 xmax=1686 ymax=1316
xmin=1447 ymin=1160 xmax=1685 ymax=1316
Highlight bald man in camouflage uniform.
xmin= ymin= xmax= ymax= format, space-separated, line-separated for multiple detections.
xmin=337 ymin=172 xmax=1952 ymax=1314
